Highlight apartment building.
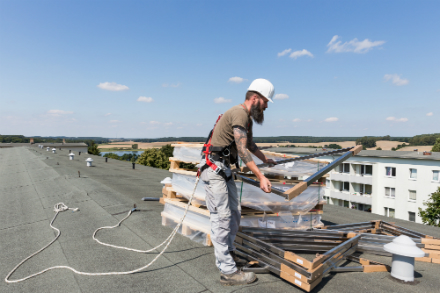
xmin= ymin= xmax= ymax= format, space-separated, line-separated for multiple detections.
xmin=323 ymin=150 xmax=440 ymax=224
xmin=269 ymin=147 xmax=440 ymax=224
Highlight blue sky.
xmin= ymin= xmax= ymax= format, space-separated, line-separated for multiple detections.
xmin=1 ymin=0 xmax=439 ymax=138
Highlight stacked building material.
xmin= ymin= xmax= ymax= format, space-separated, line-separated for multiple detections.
xmin=235 ymin=221 xmax=440 ymax=291
xmin=159 ymin=144 xmax=329 ymax=245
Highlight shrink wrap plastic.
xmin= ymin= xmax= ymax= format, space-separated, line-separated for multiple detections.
xmin=171 ymin=173 xmax=324 ymax=214
xmin=172 ymin=146 xmax=325 ymax=177
xmin=161 ymin=203 xmax=323 ymax=246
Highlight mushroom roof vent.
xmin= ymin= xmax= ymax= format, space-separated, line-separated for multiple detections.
xmin=69 ymin=153 xmax=75 ymax=156
xmin=86 ymin=158 xmax=94 ymax=162
xmin=384 ymin=235 xmax=425 ymax=258
xmin=160 ymin=177 xmax=173 ymax=185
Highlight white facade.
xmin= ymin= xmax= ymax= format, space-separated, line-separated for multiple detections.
xmin=324 ymin=156 xmax=440 ymax=224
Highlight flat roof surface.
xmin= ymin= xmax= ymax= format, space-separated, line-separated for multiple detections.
xmin=1 ymin=147 xmax=440 ymax=293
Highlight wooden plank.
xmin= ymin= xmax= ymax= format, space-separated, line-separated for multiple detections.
xmin=363 ymin=265 xmax=389 ymax=273
xmin=421 ymin=238 xmax=440 ymax=245
xmin=285 ymin=182 xmax=308 ymax=201
xmin=280 ymin=272 xmax=322 ymax=292
xmin=415 ymin=257 xmax=432 ymax=263
xmin=424 ymin=244 xmax=440 ymax=250
xmin=432 ymin=258 xmax=440 ymax=264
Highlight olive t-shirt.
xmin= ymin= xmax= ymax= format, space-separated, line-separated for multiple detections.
xmin=211 ymin=104 xmax=253 ymax=150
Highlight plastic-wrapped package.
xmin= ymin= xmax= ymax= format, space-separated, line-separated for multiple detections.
xmin=172 ymin=145 xmax=203 ymax=162
xmin=161 ymin=203 xmax=211 ymax=246
xmin=240 ymin=213 xmax=323 ymax=230
xmin=171 ymin=173 xmax=324 ymax=214
xmin=251 ymin=153 xmax=325 ymax=178
xmin=161 ymin=202 xmax=323 ymax=246
xmin=172 ymin=145 xmax=326 ymax=178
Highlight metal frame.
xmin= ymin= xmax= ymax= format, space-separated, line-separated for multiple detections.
xmin=234 ymin=145 xmax=362 ymax=200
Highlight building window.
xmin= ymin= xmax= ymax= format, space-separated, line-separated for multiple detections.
xmin=433 ymin=170 xmax=439 ymax=182
xmin=386 ymin=167 xmax=396 ymax=177
xmin=343 ymin=182 xmax=349 ymax=191
xmin=385 ymin=187 xmax=395 ymax=198
xmin=326 ymin=179 xmax=330 ymax=188
xmin=384 ymin=207 xmax=395 ymax=218
xmin=360 ymin=165 xmax=373 ymax=175
xmin=409 ymin=190 xmax=417 ymax=201
xmin=409 ymin=168 xmax=417 ymax=179
xmin=341 ymin=163 xmax=350 ymax=173
xmin=408 ymin=212 xmax=416 ymax=222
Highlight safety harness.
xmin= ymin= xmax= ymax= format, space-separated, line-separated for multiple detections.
xmin=199 ymin=104 xmax=251 ymax=181
xmin=199 ymin=114 xmax=234 ymax=181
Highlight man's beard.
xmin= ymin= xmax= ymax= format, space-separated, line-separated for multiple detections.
xmin=250 ymin=100 xmax=264 ymax=125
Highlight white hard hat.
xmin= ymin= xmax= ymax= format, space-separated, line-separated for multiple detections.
xmin=247 ymin=78 xmax=275 ymax=103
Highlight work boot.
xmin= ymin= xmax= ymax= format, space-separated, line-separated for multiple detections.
xmin=220 ymin=269 xmax=257 ymax=286
xmin=230 ymin=251 xmax=248 ymax=267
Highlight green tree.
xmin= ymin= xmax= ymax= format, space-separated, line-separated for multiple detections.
xmin=132 ymin=144 xmax=138 ymax=149
xmin=327 ymin=144 xmax=342 ymax=149
xmin=137 ymin=148 xmax=170 ymax=169
xmin=160 ymin=144 xmax=174 ymax=158
xmin=376 ymin=147 xmax=382 ymax=150
xmin=418 ymin=187 xmax=440 ymax=227
xmin=432 ymin=138 xmax=440 ymax=152
xmin=88 ymin=141 xmax=101 ymax=156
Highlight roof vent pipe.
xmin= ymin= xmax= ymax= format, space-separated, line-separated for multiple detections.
xmin=52 ymin=148 xmax=56 ymax=154
xmin=383 ymin=235 xmax=425 ymax=282
xmin=160 ymin=177 xmax=172 ymax=187
xmin=86 ymin=158 xmax=93 ymax=167
xmin=69 ymin=153 xmax=75 ymax=160
xmin=46 ymin=147 xmax=50 ymax=151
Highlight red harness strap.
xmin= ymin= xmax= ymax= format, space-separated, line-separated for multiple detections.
xmin=200 ymin=114 xmax=223 ymax=177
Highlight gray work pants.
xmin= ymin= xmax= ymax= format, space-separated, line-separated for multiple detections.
xmin=201 ymin=161 xmax=241 ymax=275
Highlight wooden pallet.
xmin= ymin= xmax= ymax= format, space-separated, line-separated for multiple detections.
xmin=161 ymin=183 xmax=326 ymax=212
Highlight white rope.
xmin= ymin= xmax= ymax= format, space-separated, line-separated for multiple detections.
xmin=5 ymin=177 xmax=200 ymax=283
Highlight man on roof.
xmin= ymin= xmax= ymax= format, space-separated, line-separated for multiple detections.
xmin=200 ymin=78 xmax=277 ymax=286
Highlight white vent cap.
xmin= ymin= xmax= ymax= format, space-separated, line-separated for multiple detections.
xmin=384 ymin=235 xmax=425 ymax=258
xmin=160 ymin=177 xmax=172 ymax=185
xmin=86 ymin=158 xmax=94 ymax=162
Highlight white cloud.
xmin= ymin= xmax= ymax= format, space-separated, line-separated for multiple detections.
xmin=162 ymin=82 xmax=181 ymax=88
xmin=109 ymin=120 xmax=120 ymax=123
xmin=327 ymin=35 xmax=385 ymax=53
xmin=164 ymin=122 xmax=173 ymax=126
xmin=386 ymin=117 xmax=408 ymax=122
xmin=289 ymin=49 xmax=314 ymax=59
xmin=228 ymin=77 xmax=246 ymax=84
xmin=97 ymin=82 xmax=129 ymax=91
xmin=325 ymin=117 xmax=339 ymax=122
xmin=137 ymin=96 xmax=154 ymax=103
xmin=292 ymin=118 xmax=301 ymax=122
xmin=47 ymin=109 xmax=73 ymax=117
xmin=177 ymin=126 xmax=184 ymax=129
xmin=150 ymin=121 xmax=160 ymax=125
xmin=384 ymin=74 xmax=409 ymax=86
xmin=104 ymin=113 xmax=111 ymax=116
xmin=277 ymin=48 xmax=291 ymax=57
xmin=426 ymin=112 xmax=433 ymax=116
xmin=274 ymin=93 xmax=289 ymax=100
xmin=214 ymin=97 xmax=232 ymax=103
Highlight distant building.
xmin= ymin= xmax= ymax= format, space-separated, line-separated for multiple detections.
xmin=268 ymin=147 xmax=440 ymax=224
xmin=0 ymin=142 xmax=88 ymax=153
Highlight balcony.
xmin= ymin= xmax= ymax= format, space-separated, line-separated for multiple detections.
xmin=330 ymin=190 xmax=372 ymax=205
xmin=330 ymin=172 xmax=373 ymax=185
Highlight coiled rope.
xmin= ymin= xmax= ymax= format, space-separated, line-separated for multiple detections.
xmin=5 ymin=177 xmax=200 ymax=283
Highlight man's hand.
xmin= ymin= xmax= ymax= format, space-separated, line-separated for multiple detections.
xmin=259 ymin=176 xmax=272 ymax=193
xmin=265 ymin=158 xmax=277 ymax=166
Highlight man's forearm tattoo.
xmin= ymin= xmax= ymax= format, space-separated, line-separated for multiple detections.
xmin=233 ymin=127 xmax=253 ymax=164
